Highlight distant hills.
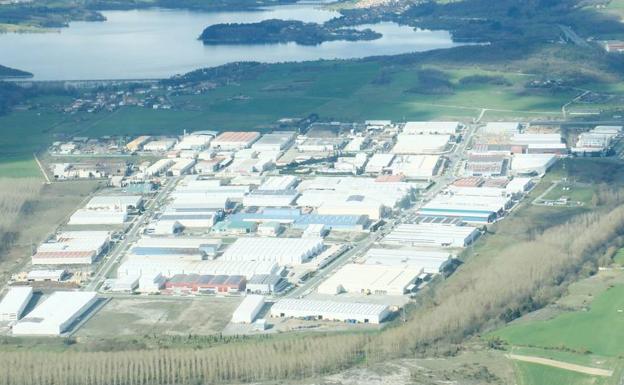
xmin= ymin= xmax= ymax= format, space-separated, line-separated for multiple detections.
xmin=0 ymin=65 xmax=33 ymax=79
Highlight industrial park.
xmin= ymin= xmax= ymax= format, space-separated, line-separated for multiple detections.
xmin=0 ymin=120 xmax=620 ymax=337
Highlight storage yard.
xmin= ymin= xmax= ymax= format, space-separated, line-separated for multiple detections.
xmin=0 ymin=119 xmax=611 ymax=338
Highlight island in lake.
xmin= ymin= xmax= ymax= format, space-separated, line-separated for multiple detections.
xmin=199 ymin=19 xmax=382 ymax=46
xmin=0 ymin=64 xmax=33 ymax=79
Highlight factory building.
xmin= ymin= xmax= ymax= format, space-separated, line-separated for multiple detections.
xmin=231 ymin=295 xmax=265 ymax=323
xmin=365 ymin=153 xmax=395 ymax=174
xmin=211 ymin=131 xmax=261 ymax=150
xmin=230 ymin=208 xmax=302 ymax=224
xmin=572 ymin=126 xmax=621 ymax=156
xmin=126 ymin=135 xmax=152 ymax=152
xmin=258 ymin=175 xmax=299 ymax=191
xmin=246 ymin=274 xmax=284 ymax=294
xmin=68 ymin=209 xmax=127 ymax=225
xmin=26 ymin=270 xmax=67 ymax=282
xmin=257 ymin=222 xmax=282 ymax=237
xmin=221 ymin=237 xmax=324 ymax=265
xmin=159 ymin=210 xmax=217 ymax=229
xmin=481 ymin=122 xmax=521 ymax=136
xmin=510 ymin=154 xmax=557 ymax=176
xmin=271 ymin=299 xmax=390 ymax=324
xmin=243 ymin=189 xmax=299 ymax=207
xmin=0 ymin=287 xmax=33 ymax=322
xmin=316 ymin=195 xmax=384 ymax=220
xmin=32 ymin=231 xmax=110 ymax=265
xmin=251 ymin=131 xmax=296 ymax=151
xmin=293 ymin=214 xmax=368 ymax=231
xmin=129 ymin=237 xmax=222 ymax=261
xmin=317 ymin=263 xmax=422 ymax=296
xmin=402 ymin=121 xmax=461 ymax=135
xmin=144 ymin=139 xmax=177 ymax=152
xmin=145 ymin=159 xmax=175 ymax=176
xmin=505 ymin=177 xmax=534 ymax=195
xmin=392 ymin=134 xmax=450 ymax=154
xmin=383 ymin=223 xmax=480 ymax=248
xmin=117 ymin=258 xmax=279 ymax=280
xmin=85 ymin=195 xmax=143 ymax=211
xmin=389 ymin=155 xmax=442 ymax=179
xmin=137 ymin=272 xmax=166 ymax=293
xmin=174 ymin=133 xmax=213 ymax=151
xmin=12 ymin=291 xmax=98 ymax=336
xmin=164 ymin=274 xmax=246 ymax=294
xmin=419 ymin=194 xmax=510 ymax=223
xmin=170 ymin=158 xmax=196 ymax=176
xmin=362 ymin=248 xmax=453 ymax=274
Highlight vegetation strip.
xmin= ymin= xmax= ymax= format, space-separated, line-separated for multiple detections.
xmin=507 ymin=354 xmax=613 ymax=377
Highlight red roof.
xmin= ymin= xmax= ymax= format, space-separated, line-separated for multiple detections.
xmin=213 ymin=131 xmax=260 ymax=144
xmin=452 ymin=177 xmax=484 ymax=187
xmin=375 ymin=174 xmax=405 ymax=182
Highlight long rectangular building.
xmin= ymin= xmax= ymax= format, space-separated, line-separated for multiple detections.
xmin=117 ymin=258 xmax=279 ymax=280
xmin=0 ymin=287 xmax=33 ymax=322
xmin=12 ymin=291 xmax=97 ymax=336
xmin=418 ymin=194 xmax=511 ymax=223
xmin=383 ymin=223 xmax=480 ymax=248
xmin=362 ymin=248 xmax=452 ymax=274
xmin=271 ymin=299 xmax=390 ymax=324
xmin=32 ymin=231 xmax=110 ymax=265
xmin=221 ymin=237 xmax=323 ymax=265
xmin=317 ymin=263 xmax=422 ymax=296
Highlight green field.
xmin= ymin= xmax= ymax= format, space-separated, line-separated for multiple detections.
xmin=514 ymin=361 xmax=608 ymax=385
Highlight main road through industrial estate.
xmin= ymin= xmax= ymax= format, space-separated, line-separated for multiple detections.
xmin=286 ymin=123 xmax=478 ymax=299
xmin=85 ymin=177 xmax=181 ymax=291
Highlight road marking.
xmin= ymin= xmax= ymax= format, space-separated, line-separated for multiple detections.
xmin=33 ymin=153 xmax=51 ymax=184
xmin=507 ymin=354 xmax=613 ymax=377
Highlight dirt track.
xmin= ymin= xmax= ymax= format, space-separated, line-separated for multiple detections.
xmin=507 ymin=354 xmax=613 ymax=377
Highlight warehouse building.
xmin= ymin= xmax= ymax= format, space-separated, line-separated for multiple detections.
xmin=164 ymin=274 xmax=246 ymax=294
xmin=85 ymin=195 xmax=143 ymax=211
xmin=481 ymin=122 xmax=521 ymax=136
xmin=293 ymin=214 xmax=368 ymax=231
xmin=221 ymin=237 xmax=323 ymax=265
xmin=418 ymin=194 xmax=510 ymax=223
xmin=389 ymin=155 xmax=442 ymax=179
xmin=129 ymin=237 xmax=222 ymax=261
xmin=246 ymin=274 xmax=284 ymax=294
xmin=117 ymin=258 xmax=279 ymax=280
xmin=159 ymin=210 xmax=217 ymax=229
xmin=170 ymin=158 xmax=196 ymax=176
xmin=258 ymin=175 xmax=299 ymax=191
xmin=126 ymin=135 xmax=152 ymax=152
xmin=32 ymin=231 xmax=110 ymax=265
xmin=137 ymin=272 xmax=166 ymax=293
xmin=251 ymin=131 xmax=296 ymax=151
xmin=243 ymin=189 xmax=299 ymax=207
xmin=26 ymin=269 xmax=67 ymax=282
xmin=365 ymin=153 xmax=395 ymax=174
xmin=510 ymin=154 xmax=557 ymax=176
xmin=144 ymin=139 xmax=176 ymax=152
xmin=402 ymin=121 xmax=461 ymax=135
xmin=12 ymin=291 xmax=98 ymax=336
xmin=230 ymin=208 xmax=302 ymax=224
xmin=316 ymin=195 xmax=384 ymax=220
xmin=506 ymin=177 xmax=534 ymax=195
xmin=392 ymin=134 xmax=450 ymax=154
xmin=231 ymin=295 xmax=265 ymax=323
xmin=0 ymin=287 xmax=33 ymax=322
xmin=211 ymin=131 xmax=261 ymax=150
xmin=68 ymin=209 xmax=127 ymax=225
xmin=317 ymin=263 xmax=422 ymax=296
xmin=174 ymin=133 xmax=213 ymax=151
xmin=383 ymin=223 xmax=480 ymax=248
xmin=271 ymin=299 xmax=390 ymax=324
xmin=146 ymin=159 xmax=175 ymax=176
xmin=362 ymin=248 xmax=452 ymax=274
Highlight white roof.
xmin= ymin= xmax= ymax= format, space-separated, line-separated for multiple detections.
xmin=26 ymin=270 xmax=65 ymax=280
xmin=231 ymin=295 xmax=265 ymax=323
xmin=365 ymin=153 xmax=395 ymax=172
xmin=482 ymin=122 xmax=521 ymax=135
xmin=506 ymin=177 xmax=533 ymax=194
xmin=403 ymin=121 xmax=460 ymax=135
xmin=221 ymin=237 xmax=323 ymax=265
xmin=0 ymin=287 xmax=33 ymax=318
xmin=422 ymin=194 xmax=509 ymax=213
xmin=511 ymin=133 xmax=562 ymax=145
xmin=392 ymin=134 xmax=450 ymax=154
xmin=390 ymin=155 xmax=440 ymax=178
xmin=383 ymin=223 xmax=479 ymax=248
xmin=258 ymin=175 xmax=299 ymax=191
xmin=272 ymin=298 xmax=389 ymax=318
xmin=511 ymin=154 xmax=557 ymax=172
xmin=363 ymin=248 xmax=452 ymax=273
xmin=86 ymin=195 xmax=142 ymax=209
xmin=318 ymin=263 xmax=421 ymax=295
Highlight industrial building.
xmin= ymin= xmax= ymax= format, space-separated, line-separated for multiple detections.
xmin=571 ymin=126 xmax=621 ymax=156
xmin=159 ymin=210 xmax=217 ymax=228
xmin=246 ymin=274 xmax=284 ymax=294
xmin=481 ymin=122 xmax=521 ymax=136
xmin=0 ymin=287 xmax=33 ymax=322
xmin=211 ymin=131 xmax=261 ymax=150
xmin=258 ymin=175 xmax=299 ymax=191
xmin=392 ymin=134 xmax=450 ymax=154
xmin=418 ymin=194 xmax=510 ymax=223
xmin=242 ymin=189 xmax=299 ymax=207
xmin=117 ymin=258 xmax=279 ymax=280
xmin=510 ymin=154 xmax=557 ymax=176
xmin=383 ymin=223 xmax=480 ymax=247
xmin=317 ymin=263 xmax=422 ymax=296
xmin=126 ymin=135 xmax=151 ymax=152
xmin=137 ymin=272 xmax=166 ymax=293
xmin=365 ymin=153 xmax=395 ymax=174
xmin=85 ymin=195 xmax=143 ymax=211
xmin=230 ymin=208 xmax=302 ymax=224
xmin=251 ymin=131 xmax=296 ymax=151
xmin=12 ymin=291 xmax=98 ymax=336
xmin=68 ymin=209 xmax=127 ymax=225
xmin=32 ymin=231 xmax=110 ymax=265
xmin=175 ymin=133 xmax=213 ymax=150
xmin=389 ymin=155 xmax=442 ymax=179
xmin=293 ymin=214 xmax=369 ymax=231
xmin=145 ymin=159 xmax=175 ymax=176
xmin=221 ymin=237 xmax=324 ymax=265
xmin=402 ymin=121 xmax=460 ymax=135
xmin=164 ymin=274 xmax=246 ymax=294
xmin=271 ymin=298 xmax=390 ymax=324
xmin=26 ymin=270 xmax=66 ymax=282
xmin=143 ymin=139 xmax=176 ymax=152
xmin=170 ymin=158 xmax=196 ymax=176
xmin=362 ymin=248 xmax=452 ymax=274
xmin=129 ymin=237 xmax=222 ymax=261
xmin=231 ymin=295 xmax=265 ymax=323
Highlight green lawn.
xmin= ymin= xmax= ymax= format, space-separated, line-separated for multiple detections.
xmin=493 ymin=285 xmax=624 ymax=357
xmin=514 ymin=362 xmax=608 ymax=385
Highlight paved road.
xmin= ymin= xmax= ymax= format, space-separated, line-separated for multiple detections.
xmin=507 ymin=354 xmax=613 ymax=377
xmin=85 ymin=176 xmax=179 ymax=291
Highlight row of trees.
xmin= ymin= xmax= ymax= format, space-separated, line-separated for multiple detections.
xmin=2 ymin=199 xmax=624 ymax=384
xmin=0 ymin=178 xmax=41 ymax=256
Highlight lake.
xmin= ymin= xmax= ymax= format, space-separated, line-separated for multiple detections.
xmin=0 ymin=4 xmax=461 ymax=81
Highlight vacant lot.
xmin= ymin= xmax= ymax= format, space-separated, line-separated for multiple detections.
xmin=77 ymin=296 xmax=242 ymax=338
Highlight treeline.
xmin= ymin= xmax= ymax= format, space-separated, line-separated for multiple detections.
xmin=0 ymin=178 xmax=42 ymax=256
xmin=2 ymin=199 xmax=624 ymax=384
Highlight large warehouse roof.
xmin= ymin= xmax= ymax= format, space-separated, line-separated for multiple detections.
xmin=12 ymin=291 xmax=97 ymax=336
xmin=389 ymin=155 xmax=441 ymax=179
xmin=392 ymin=134 xmax=450 ymax=154
xmin=117 ymin=258 xmax=279 ymax=279
xmin=271 ymin=298 xmax=390 ymax=324
xmin=85 ymin=195 xmax=142 ymax=210
xmin=317 ymin=263 xmax=422 ymax=296
xmin=362 ymin=248 xmax=452 ymax=274
xmin=0 ymin=287 xmax=33 ymax=322
xmin=403 ymin=121 xmax=460 ymax=135
xmin=382 ymin=223 xmax=480 ymax=248
xmin=221 ymin=237 xmax=324 ymax=265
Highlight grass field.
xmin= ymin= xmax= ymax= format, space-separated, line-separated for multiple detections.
xmin=514 ymin=361 xmax=609 ymax=385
